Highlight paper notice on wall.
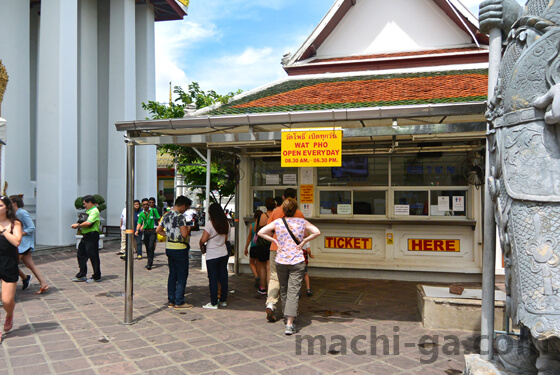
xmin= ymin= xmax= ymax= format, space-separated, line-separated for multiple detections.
xmin=266 ymin=174 xmax=279 ymax=185
xmin=394 ymin=205 xmax=409 ymax=216
xmin=438 ymin=196 xmax=450 ymax=212
xmin=301 ymin=203 xmax=313 ymax=218
xmin=452 ymin=196 xmax=464 ymax=211
xmin=300 ymin=184 xmax=314 ymax=203
xmin=301 ymin=168 xmax=313 ymax=185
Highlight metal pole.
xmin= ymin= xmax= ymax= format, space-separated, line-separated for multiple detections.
xmin=124 ymin=137 xmax=135 ymax=324
xmin=234 ymin=166 xmax=240 ymax=275
xmin=205 ymin=148 xmax=211 ymax=220
xmin=480 ymin=27 xmax=502 ymax=360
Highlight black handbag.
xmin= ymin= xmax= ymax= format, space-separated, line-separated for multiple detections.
xmin=226 ymin=241 xmax=234 ymax=257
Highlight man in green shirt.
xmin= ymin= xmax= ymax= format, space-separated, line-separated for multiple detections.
xmin=70 ymin=195 xmax=101 ymax=283
xmin=136 ymin=198 xmax=160 ymax=270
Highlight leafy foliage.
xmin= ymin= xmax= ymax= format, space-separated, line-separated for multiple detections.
xmin=143 ymin=83 xmax=242 ymax=206
xmin=75 ymin=194 xmax=107 ymax=212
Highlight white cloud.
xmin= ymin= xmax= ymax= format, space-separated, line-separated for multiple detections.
xmin=195 ymin=46 xmax=288 ymax=95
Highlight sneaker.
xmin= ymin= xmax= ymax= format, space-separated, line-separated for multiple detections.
xmin=22 ymin=275 xmax=32 ymax=290
xmin=218 ymin=301 xmax=227 ymax=307
xmin=285 ymin=324 xmax=296 ymax=335
xmin=145 ymin=265 xmax=152 ymax=270
xmin=254 ymin=277 xmax=260 ymax=288
xmin=119 ymin=250 xmax=125 ymax=255
xmin=307 ymin=289 xmax=313 ymax=297
xmin=266 ymin=304 xmax=276 ymax=322
xmin=120 ymin=255 xmax=126 ymax=260
xmin=85 ymin=278 xmax=101 ymax=284
xmin=257 ymin=288 xmax=267 ymax=295
xmin=168 ymin=302 xmax=175 ymax=308
xmin=202 ymin=302 xmax=218 ymax=310
xmin=137 ymin=255 xmax=142 ymax=260
xmin=71 ymin=276 xmax=87 ymax=282
xmin=174 ymin=302 xmax=193 ymax=310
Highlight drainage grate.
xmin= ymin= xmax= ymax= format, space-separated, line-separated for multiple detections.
xmin=311 ymin=289 xmax=364 ymax=305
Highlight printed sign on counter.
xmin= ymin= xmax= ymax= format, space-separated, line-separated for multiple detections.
xmin=301 ymin=168 xmax=313 ymax=185
xmin=300 ymin=185 xmax=314 ymax=204
xmin=394 ymin=205 xmax=410 ymax=216
xmin=281 ymin=129 xmax=342 ymax=167
xmin=452 ymin=196 xmax=464 ymax=211
xmin=325 ymin=236 xmax=372 ymax=250
xmin=337 ymin=204 xmax=352 ymax=215
xmin=408 ymin=239 xmax=460 ymax=252
xmin=266 ymin=174 xmax=279 ymax=185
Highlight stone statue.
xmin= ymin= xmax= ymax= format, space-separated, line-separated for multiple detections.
xmin=480 ymin=0 xmax=560 ymax=373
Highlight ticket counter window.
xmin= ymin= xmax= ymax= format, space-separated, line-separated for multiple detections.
xmin=354 ymin=191 xmax=386 ymax=215
xmin=391 ymin=154 xmax=468 ymax=186
xmin=252 ymin=158 xmax=298 ymax=186
xmin=252 ymin=189 xmax=295 ymax=213
xmin=317 ymin=156 xmax=388 ymax=186
xmin=320 ymin=191 xmax=351 ymax=214
xmin=430 ymin=190 xmax=467 ymax=216
xmin=394 ymin=191 xmax=429 ymax=216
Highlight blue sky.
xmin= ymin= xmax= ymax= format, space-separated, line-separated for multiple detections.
xmin=154 ymin=0 xmax=523 ymax=103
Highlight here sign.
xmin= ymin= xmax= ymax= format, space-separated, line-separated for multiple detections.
xmin=281 ymin=129 xmax=342 ymax=167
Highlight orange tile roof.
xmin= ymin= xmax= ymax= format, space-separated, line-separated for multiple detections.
xmin=310 ymin=48 xmax=486 ymax=63
xmin=209 ymin=69 xmax=487 ymax=115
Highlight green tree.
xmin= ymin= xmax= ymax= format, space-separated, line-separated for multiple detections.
xmin=143 ymin=83 xmax=242 ymax=207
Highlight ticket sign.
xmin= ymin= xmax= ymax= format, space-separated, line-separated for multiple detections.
xmin=281 ymin=129 xmax=342 ymax=167
xmin=408 ymin=239 xmax=460 ymax=252
xmin=325 ymin=236 xmax=372 ymax=250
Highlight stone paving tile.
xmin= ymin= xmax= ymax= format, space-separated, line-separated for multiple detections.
xmin=0 ymin=241 xmax=479 ymax=374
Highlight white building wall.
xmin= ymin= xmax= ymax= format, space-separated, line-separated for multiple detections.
xmin=0 ymin=0 xmax=33 ymax=200
xmin=317 ymin=0 xmax=473 ymax=58
xmin=135 ymin=3 xmax=158 ymax=201
xmin=78 ymin=0 xmax=99 ymax=195
xmin=106 ymin=0 xmax=137 ymax=226
xmin=35 ymin=0 xmax=79 ymax=246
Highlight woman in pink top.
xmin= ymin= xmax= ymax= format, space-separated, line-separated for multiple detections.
xmin=258 ymin=198 xmax=320 ymax=335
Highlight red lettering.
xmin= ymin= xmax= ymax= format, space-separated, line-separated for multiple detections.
xmin=354 ymin=238 xmax=362 ymax=249
xmin=423 ymin=240 xmax=433 ymax=251
xmin=434 ymin=240 xmax=444 ymax=251
xmin=445 ymin=241 xmax=456 ymax=252
xmin=410 ymin=239 xmax=422 ymax=251
xmin=337 ymin=238 xmax=345 ymax=248
xmin=325 ymin=237 xmax=333 ymax=247
xmin=344 ymin=238 xmax=352 ymax=248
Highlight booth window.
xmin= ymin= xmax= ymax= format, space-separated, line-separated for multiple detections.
xmin=252 ymin=158 xmax=298 ymax=186
xmin=319 ymin=191 xmax=352 ymax=214
xmin=394 ymin=191 xmax=429 ymax=216
xmin=317 ymin=156 xmax=388 ymax=186
xmin=391 ymin=154 xmax=467 ymax=186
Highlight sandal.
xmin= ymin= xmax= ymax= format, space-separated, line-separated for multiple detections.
xmin=35 ymin=285 xmax=50 ymax=295
xmin=4 ymin=315 xmax=13 ymax=332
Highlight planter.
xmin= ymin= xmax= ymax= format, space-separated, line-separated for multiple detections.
xmin=75 ymin=234 xmax=105 ymax=249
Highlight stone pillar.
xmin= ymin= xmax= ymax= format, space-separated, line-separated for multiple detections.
xmin=36 ymin=0 xmax=79 ymax=245
xmin=135 ymin=2 xmax=157 ymax=201
xmin=106 ymin=0 xmax=136 ymax=226
xmin=0 ymin=0 xmax=33 ymax=199
xmin=78 ymin=0 xmax=99 ymax=195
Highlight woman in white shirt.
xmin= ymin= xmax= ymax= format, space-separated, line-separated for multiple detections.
xmin=199 ymin=203 xmax=230 ymax=309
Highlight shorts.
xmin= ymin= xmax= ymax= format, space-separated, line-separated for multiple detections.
xmin=249 ymin=246 xmax=258 ymax=259
xmin=20 ymin=248 xmax=32 ymax=256
xmin=0 ymin=254 xmax=19 ymax=282
xmin=255 ymin=244 xmax=270 ymax=262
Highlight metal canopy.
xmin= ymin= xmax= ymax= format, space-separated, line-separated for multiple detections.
xmin=117 ymin=102 xmax=487 ymax=149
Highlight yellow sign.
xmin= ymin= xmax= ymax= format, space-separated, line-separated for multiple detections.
xmin=386 ymin=233 xmax=393 ymax=245
xmin=281 ymin=129 xmax=342 ymax=167
xmin=325 ymin=236 xmax=372 ymax=250
xmin=300 ymin=185 xmax=314 ymax=204
xmin=176 ymin=0 xmax=190 ymax=6
xmin=408 ymin=239 xmax=460 ymax=252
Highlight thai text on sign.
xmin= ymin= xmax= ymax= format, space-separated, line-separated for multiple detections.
xmin=408 ymin=239 xmax=460 ymax=252
xmin=300 ymin=184 xmax=314 ymax=204
xmin=281 ymin=128 xmax=342 ymax=167
xmin=325 ymin=236 xmax=372 ymax=250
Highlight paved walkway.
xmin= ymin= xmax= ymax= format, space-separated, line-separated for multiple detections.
xmin=0 ymin=240 xmax=476 ymax=374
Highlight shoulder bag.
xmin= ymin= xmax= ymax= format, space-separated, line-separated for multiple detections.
xmin=282 ymin=217 xmax=301 ymax=246
xmin=254 ymin=212 xmax=271 ymax=247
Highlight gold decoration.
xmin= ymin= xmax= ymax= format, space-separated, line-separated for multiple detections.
xmin=0 ymin=60 xmax=8 ymax=117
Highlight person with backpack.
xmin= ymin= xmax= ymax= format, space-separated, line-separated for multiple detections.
xmin=135 ymin=198 xmax=160 ymax=270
